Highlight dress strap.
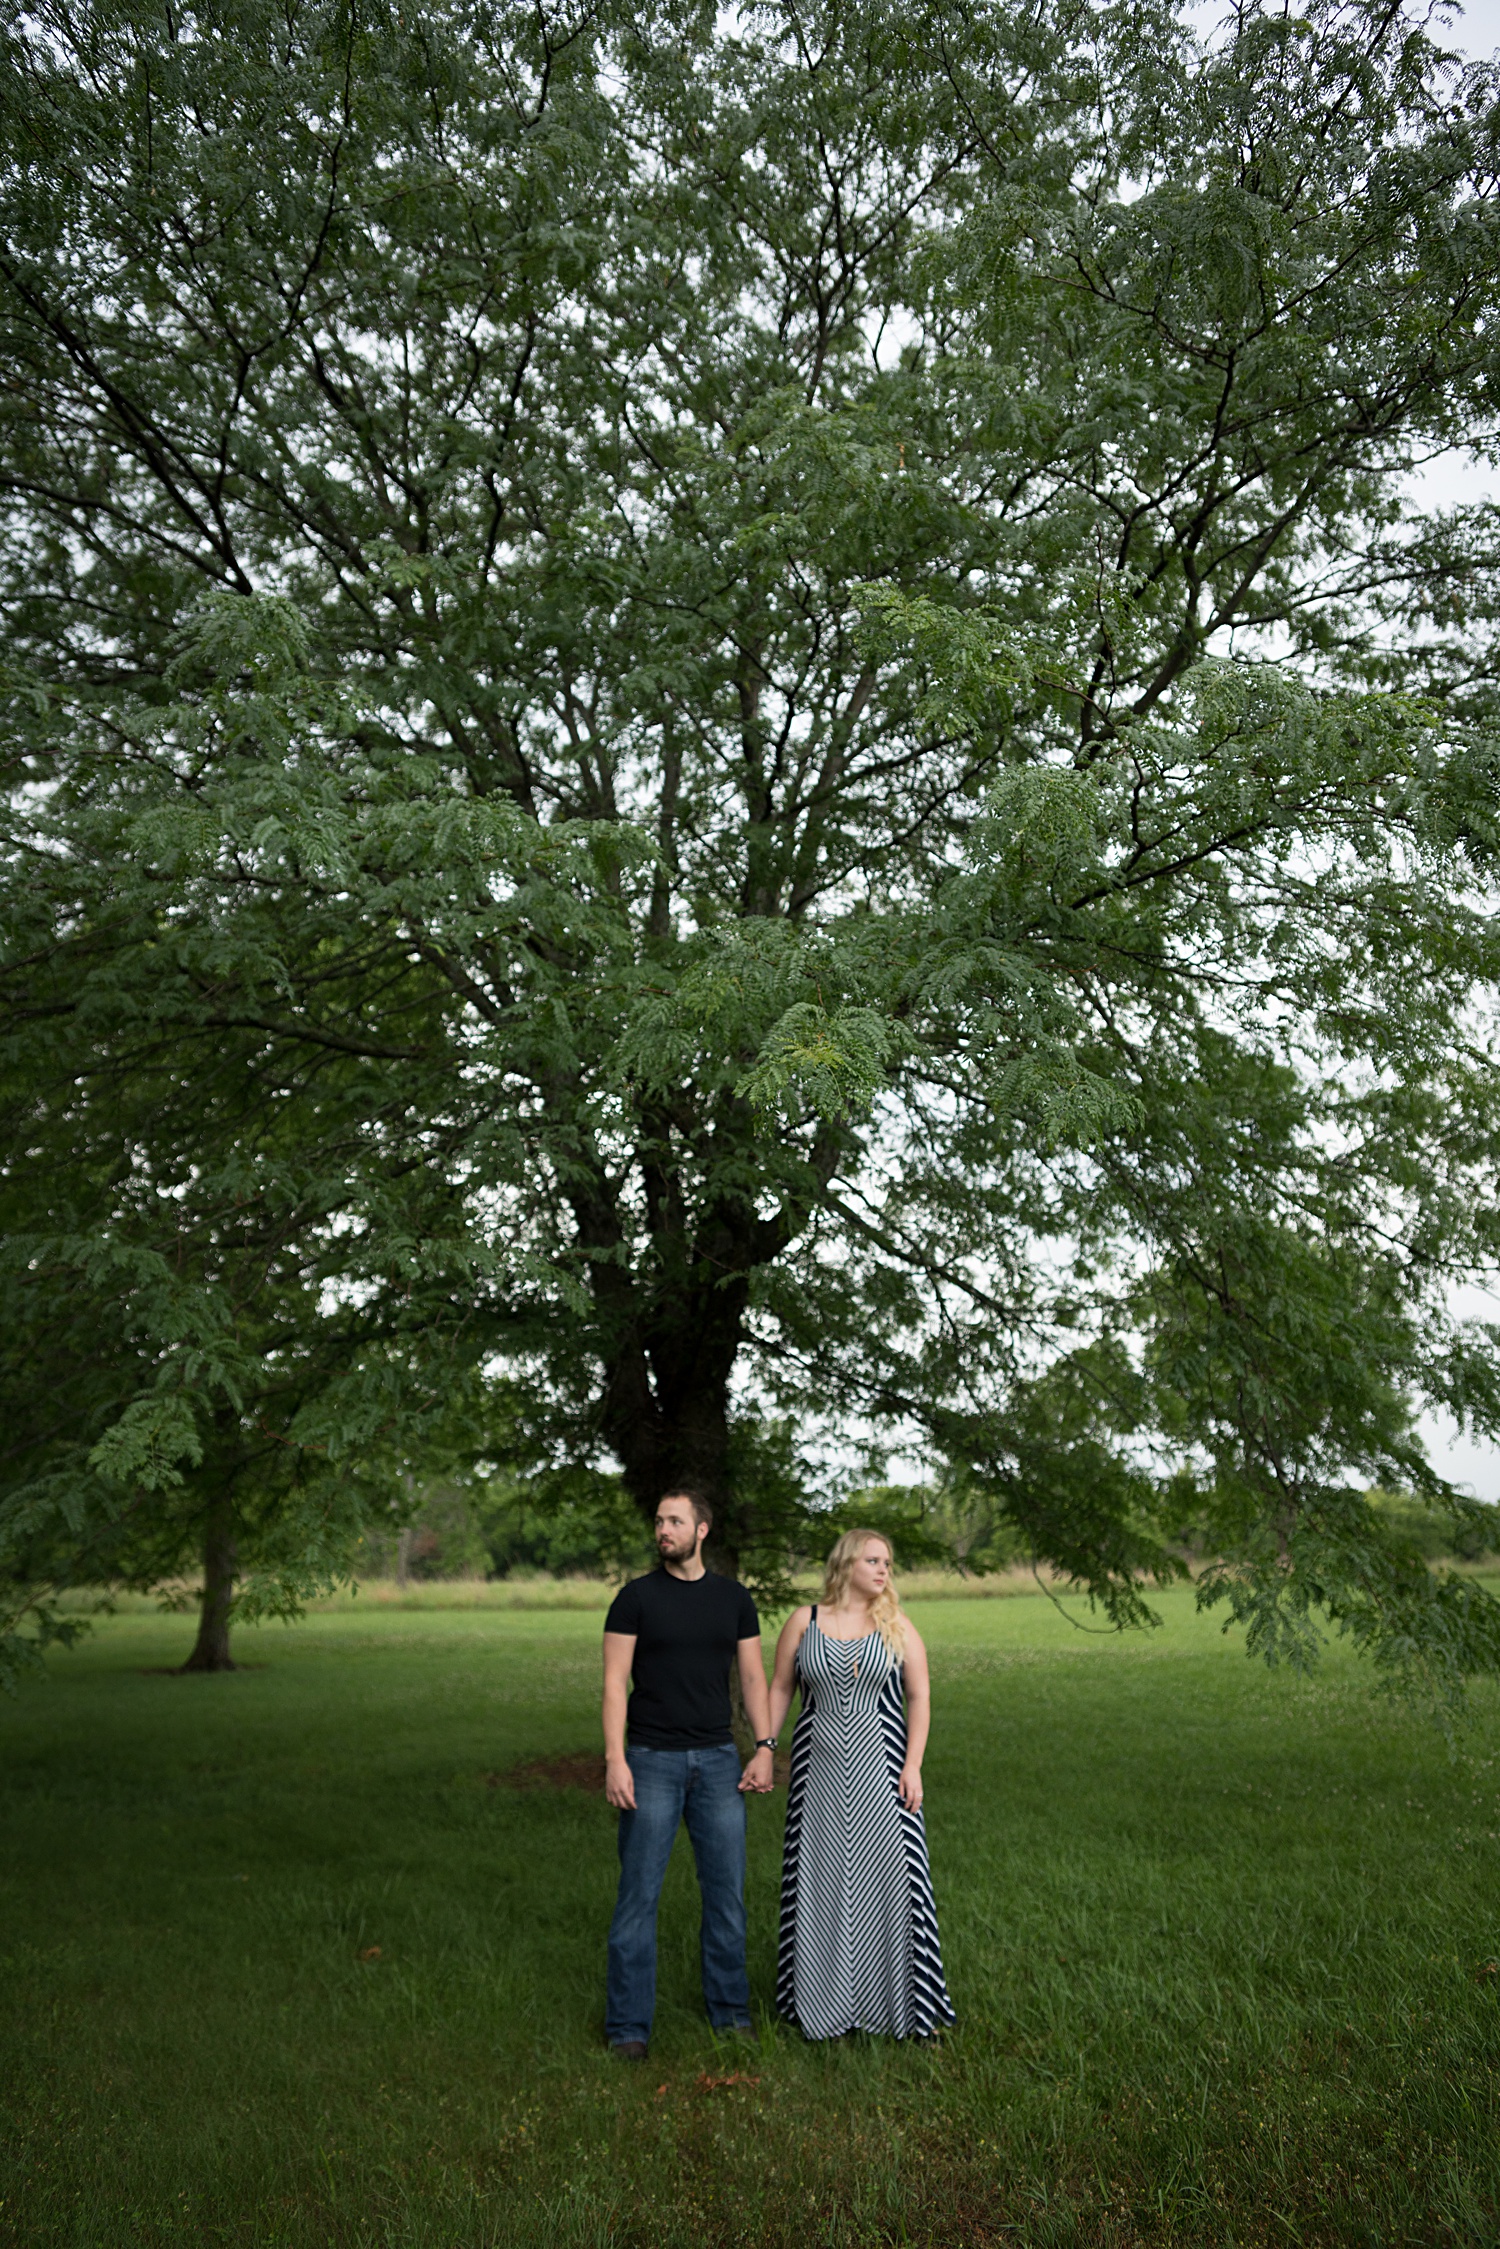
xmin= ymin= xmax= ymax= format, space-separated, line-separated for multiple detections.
xmin=809 ymin=1603 xmax=817 ymax=1621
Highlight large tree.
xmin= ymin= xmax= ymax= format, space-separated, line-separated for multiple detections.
xmin=6 ymin=0 xmax=1500 ymax=1688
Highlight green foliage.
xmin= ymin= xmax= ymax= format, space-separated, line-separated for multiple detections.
xmin=468 ymin=1472 xmax=654 ymax=1585
xmin=739 ymin=1001 xmax=897 ymax=1125
xmin=5 ymin=0 xmax=1500 ymax=1695
xmin=814 ymin=1484 xmax=960 ymax=1576
xmin=1367 ymin=1488 xmax=1500 ymax=1564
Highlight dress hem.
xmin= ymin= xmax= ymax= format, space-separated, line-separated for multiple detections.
xmin=777 ymin=2006 xmax=957 ymax=2043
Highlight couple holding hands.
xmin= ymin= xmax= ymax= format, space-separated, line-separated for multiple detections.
xmin=601 ymin=1490 xmax=955 ymax=2056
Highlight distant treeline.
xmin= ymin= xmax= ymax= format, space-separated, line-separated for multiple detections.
xmin=356 ymin=1481 xmax=1499 ymax=1585
xmin=1358 ymin=1489 xmax=1498 ymax=1564
xmin=357 ymin=1476 xmax=654 ymax=1586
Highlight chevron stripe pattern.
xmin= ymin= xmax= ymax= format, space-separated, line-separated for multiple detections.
xmin=776 ymin=1613 xmax=956 ymax=2040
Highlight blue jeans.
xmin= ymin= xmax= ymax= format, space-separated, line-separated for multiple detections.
xmin=606 ymin=1742 xmax=750 ymax=2045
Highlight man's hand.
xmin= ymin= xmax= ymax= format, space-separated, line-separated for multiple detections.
xmin=606 ymin=1754 xmax=637 ymax=1810
xmin=739 ymin=1746 xmax=775 ymax=1795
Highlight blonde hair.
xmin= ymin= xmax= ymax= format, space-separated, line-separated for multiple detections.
xmin=820 ymin=1528 xmax=906 ymax=1660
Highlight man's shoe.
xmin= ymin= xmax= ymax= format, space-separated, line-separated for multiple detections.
xmin=724 ymin=2021 xmax=759 ymax=2044
xmin=609 ymin=2039 xmax=649 ymax=2061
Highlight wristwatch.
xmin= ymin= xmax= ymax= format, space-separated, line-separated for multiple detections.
xmin=755 ymin=1736 xmax=778 ymax=1752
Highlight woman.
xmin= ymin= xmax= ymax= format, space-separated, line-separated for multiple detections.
xmin=770 ymin=1528 xmax=955 ymax=2040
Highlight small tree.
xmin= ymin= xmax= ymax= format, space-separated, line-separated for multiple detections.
xmin=0 ymin=791 xmax=489 ymax=1670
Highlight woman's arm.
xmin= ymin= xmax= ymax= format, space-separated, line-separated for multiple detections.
xmin=899 ymin=1620 xmax=930 ymax=1811
xmin=768 ymin=1604 xmax=812 ymax=1739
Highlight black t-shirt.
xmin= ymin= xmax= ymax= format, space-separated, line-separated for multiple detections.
xmin=604 ymin=1568 xmax=760 ymax=1750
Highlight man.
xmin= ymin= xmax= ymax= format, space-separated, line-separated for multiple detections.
xmin=602 ymin=1488 xmax=776 ymax=2059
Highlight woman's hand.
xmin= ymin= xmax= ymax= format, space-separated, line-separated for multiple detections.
xmin=738 ymin=1745 xmax=776 ymax=1794
xmin=898 ymin=1761 xmax=924 ymax=1812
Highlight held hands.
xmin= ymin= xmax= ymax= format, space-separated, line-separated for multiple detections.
xmin=605 ymin=1756 xmax=636 ymax=1811
xmin=898 ymin=1762 xmax=924 ymax=1812
xmin=739 ymin=1746 xmax=776 ymax=1795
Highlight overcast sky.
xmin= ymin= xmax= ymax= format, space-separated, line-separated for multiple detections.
xmin=1191 ymin=0 xmax=1500 ymax=51
xmin=1413 ymin=0 xmax=1498 ymax=52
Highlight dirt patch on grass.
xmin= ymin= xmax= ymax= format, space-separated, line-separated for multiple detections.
xmin=138 ymin=1663 xmax=270 ymax=1675
xmin=486 ymin=1750 xmax=606 ymax=1792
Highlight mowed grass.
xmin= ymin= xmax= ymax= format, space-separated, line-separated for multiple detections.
xmin=4 ymin=1592 xmax=1500 ymax=2247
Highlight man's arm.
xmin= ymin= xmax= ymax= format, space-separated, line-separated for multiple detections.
xmin=736 ymin=1635 xmax=775 ymax=1794
xmin=602 ymin=1631 xmax=637 ymax=1809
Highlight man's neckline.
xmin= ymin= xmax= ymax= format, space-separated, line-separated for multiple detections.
xmin=659 ymin=1561 xmax=709 ymax=1584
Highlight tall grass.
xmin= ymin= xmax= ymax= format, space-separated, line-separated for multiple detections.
xmin=55 ymin=1563 xmax=1108 ymax=1622
xmin=307 ymin=1565 xmax=1088 ymax=1611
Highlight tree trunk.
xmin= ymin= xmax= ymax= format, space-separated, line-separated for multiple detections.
xmin=602 ymin=1285 xmax=748 ymax=1567
xmin=397 ymin=1471 xmax=418 ymax=1587
xmin=613 ymin=1379 xmax=743 ymax=1576
xmin=727 ymin=1664 xmax=755 ymax=1760
xmin=180 ymin=1493 xmax=238 ymax=1672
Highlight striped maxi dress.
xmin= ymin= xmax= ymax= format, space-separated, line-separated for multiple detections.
xmin=777 ymin=1609 xmax=956 ymax=2040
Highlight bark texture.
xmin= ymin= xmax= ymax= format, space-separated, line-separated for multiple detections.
xmin=180 ymin=1494 xmax=238 ymax=1672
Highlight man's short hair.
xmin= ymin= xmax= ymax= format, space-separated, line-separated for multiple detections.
xmin=659 ymin=1485 xmax=713 ymax=1534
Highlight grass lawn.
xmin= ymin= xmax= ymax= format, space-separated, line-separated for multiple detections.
xmin=4 ymin=1588 xmax=1500 ymax=2248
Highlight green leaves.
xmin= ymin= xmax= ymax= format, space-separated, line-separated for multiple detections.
xmin=166 ymin=592 xmax=311 ymax=693
xmin=5 ymin=0 xmax=1500 ymax=1695
xmin=88 ymin=1395 xmax=204 ymax=1494
xmin=855 ymin=584 xmax=1043 ymax=734
xmin=739 ymin=1000 xmax=896 ymax=1123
